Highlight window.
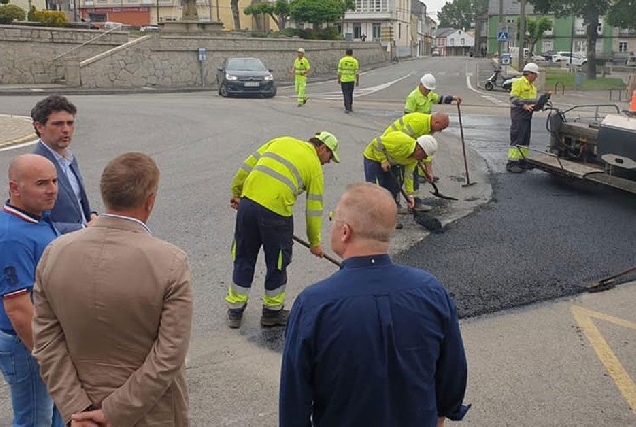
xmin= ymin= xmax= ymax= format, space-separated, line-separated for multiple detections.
xmin=450 ymin=38 xmax=455 ymax=46
xmin=619 ymin=41 xmax=628 ymax=52
xmin=543 ymin=40 xmax=553 ymax=52
xmin=460 ymin=37 xmax=465 ymax=46
xmin=398 ymin=23 xmax=401 ymax=39
xmin=372 ymin=22 xmax=381 ymax=40
xmin=354 ymin=23 xmax=362 ymax=39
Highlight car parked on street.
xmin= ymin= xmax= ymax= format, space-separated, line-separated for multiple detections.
xmin=216 ymin=57 xmax=277 ymax=98
xmin=552 ymin=51 xmax=587 ymax=66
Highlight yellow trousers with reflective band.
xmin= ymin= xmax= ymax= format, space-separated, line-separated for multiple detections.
xmin=295 ymin=76 xmax=307 ymax=105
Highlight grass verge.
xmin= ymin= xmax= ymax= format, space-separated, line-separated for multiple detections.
xmin=545 ymin=68 xmax=625 ymax=91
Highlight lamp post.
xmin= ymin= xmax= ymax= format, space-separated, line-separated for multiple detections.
xmin=156 ymin=0 xmax=159 ymax=24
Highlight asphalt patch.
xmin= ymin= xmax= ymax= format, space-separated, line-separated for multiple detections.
xmin=395 ymin=171 xmax=636 ymax=319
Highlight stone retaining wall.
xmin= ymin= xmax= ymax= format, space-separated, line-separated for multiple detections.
xmin=0 ymin=25 xmax=129 ymax=84
xmin=79 ymin=35 xmax=389 ymax=88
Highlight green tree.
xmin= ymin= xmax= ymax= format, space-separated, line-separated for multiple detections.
xmin=438 ymin=0 xmax=486 ymax=29
xmin=245 ymin=0 xmax=291 ymax=31
xmin=0 ymin=0 xmax=10 ymax=5
xmin=528 ymin=0 xmax=612 ymax=79
xmin=290 ymin=0 xmax=347 ymax=27
xmin=0 ymin=4 xmax=26 ymax=24
xmin=607 ymin=0 xmax=636 ymax=30
xmin=516 ymin=16 xmax=552 ymax=56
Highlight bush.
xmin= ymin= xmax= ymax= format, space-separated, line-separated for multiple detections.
xmin=315 ymin=26 xmax=343 ymax=40
xmin=0 ymin=4 xmax=26 ymax=24
xmin=279 ymin=27 xmax=301 ymax=38
xmin=33 ymin=10 xmax=67 ymax=27
xmin=27 ymin=5 xmax=36 ymax=21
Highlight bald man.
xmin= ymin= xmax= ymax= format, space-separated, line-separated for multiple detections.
xmin=280 ymin=182 xmax=470 ymax=427
xmin=0 ymin=154 xmax=64 ymax=427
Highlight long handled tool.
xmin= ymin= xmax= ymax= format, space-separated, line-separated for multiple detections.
xmin=417 ymin=161 xmax=459 ymax=201
xmin=387 ymin=167 xmax=444 ymax=233
xmin=292 ymin=235 xmax=341 ymax=267
xmin=587 ymin=265 xmax=636 ymax=293
xmin=457 ymin=103 xmax=476 ymax=187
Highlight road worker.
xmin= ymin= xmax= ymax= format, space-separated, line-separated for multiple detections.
xmin=404 ymin=74 xmax=461 ymax=115
xmin=363 ymin=133 xmax=438 ymax=228
xmin=507 ymin=62 xmax=539 ymax=173
xmin=227 ymin=132 xmax=340 ymax=328
xmin=291 ymin=48 xmax=310 ymax=107
xmin=337 ymin=48 xmax=360 ymax=113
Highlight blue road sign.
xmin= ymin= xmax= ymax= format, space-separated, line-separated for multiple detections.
xmin=498 ymin=31 xmax=509 ymax=42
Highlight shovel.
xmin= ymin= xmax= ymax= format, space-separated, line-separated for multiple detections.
xmin=457 ymin=103 xmax=476 ymax=187
xmin=292 ymin=235 xmax=341 ymax=267
xmin=387 ymin=167 xmax=444 ymax=233
xmin=587 ymin=265 xmax=636 ymax=293
xmin=417 ymin=161 xmax=459 ymax=201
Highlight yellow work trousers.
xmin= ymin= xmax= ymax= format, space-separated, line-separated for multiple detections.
xmin=295 ymin=77 xmax=307 ymax=105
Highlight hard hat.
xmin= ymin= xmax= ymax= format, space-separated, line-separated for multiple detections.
xmin=316 ymin=131 xmax=340 ymax=163
xmin=523 ymin=62 xmax=540 ymax=75
xmin=420 ymin=73 xmax=437 ymax=90
xmin=416 ymin=135 xmax=438 ymax=157
xmin=297 ymin=47 xmax=305 ymax=53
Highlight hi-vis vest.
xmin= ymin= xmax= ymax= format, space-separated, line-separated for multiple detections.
xmin=294 ymin=57 xmax=310 ymax=79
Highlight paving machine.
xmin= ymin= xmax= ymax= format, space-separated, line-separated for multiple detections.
xmin=524 ymin=103 xmax=636 ymax=195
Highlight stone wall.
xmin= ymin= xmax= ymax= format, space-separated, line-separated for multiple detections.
xmin=0 ymin=25 xmax=129 ymax=84
xmin=79 ymin=35 xmax=389 ymax=88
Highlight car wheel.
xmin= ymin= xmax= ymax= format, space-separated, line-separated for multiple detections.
xmin=219 ymin=83 xmax=228 ymax=98
xmin=485 ymin=81 xmax=494 ymax=91
xmin=266 ymin=87 xmax=277 ymax=98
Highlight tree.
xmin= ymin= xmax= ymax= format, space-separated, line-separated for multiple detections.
xmin=290 ymin=0 xmax=347 ymax=27
xmin=230 ymin=0 xmax=241 ymax=31
xmin=516 ymin=16 xmax=553 ymax=56
xmin=0 ymin=0 xmax=9 ymax=5
xmin=438 ymin=0 xmax=487 ymax=29
xmin=245 ymin=0 xmax=291 ymax=31
xmin=527 ymin=0 xmax=612 ymax=79
xmin=607 ymin=0 xmax=636 ymax=30
xmin=0 ymin=4 xmax=25 ymax=24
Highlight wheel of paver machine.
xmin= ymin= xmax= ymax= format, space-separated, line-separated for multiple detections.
xmin=485 ymin=81 xmax=494 ymax=91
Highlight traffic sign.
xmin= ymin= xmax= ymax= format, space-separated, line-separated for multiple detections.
xmin=498 ymin=31 xmax=509 ymax=42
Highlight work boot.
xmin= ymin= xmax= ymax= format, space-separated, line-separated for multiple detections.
xmin=303 ymin=97 xmax=308 ymax=105
xmin=506 ymin=162 xmax=525 ymax=174
xmin=227 ymin=307 xmax=245 ymax=329
xmin=520 ymin=160 xmax=534 ymax=170
xmin=261 ymin=307 xmax=290 ymax=327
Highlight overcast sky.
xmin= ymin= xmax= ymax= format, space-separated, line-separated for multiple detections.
xmin=424 ymin=0 xmax=450 ymax=22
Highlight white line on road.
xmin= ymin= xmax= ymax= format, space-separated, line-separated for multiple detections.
xmin=0 ymin=139 xmax=38 ymax=152
xmin=294 ymin=73 xmax=414 ymax=100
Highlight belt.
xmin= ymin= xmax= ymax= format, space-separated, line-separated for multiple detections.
xmin=0 ymin=328 xmax=17 ymax=336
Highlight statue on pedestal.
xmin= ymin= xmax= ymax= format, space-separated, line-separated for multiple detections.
xmin=182 ymin=0 xmax=199 ymax=21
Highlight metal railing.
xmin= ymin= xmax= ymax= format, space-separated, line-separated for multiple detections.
xmin=52 ymin=27 xmax=121 ymax=62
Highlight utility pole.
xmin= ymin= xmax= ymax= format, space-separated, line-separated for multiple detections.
xmin=518 ymin=0 xmax=526 ymax=70
xmin=497 ymin=0 xmax=503 ymax=57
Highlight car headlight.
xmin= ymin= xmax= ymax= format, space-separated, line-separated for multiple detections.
xmin=264 ymin=74 xmax=273 ymax=81
xmin=225 ymin=74 xmax=238 ymax=81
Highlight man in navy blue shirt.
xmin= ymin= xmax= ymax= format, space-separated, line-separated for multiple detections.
xmin=280 ymin=182 xmax=469 ymax=427
xmin=0 ymin=154 xmax=63 ymax=426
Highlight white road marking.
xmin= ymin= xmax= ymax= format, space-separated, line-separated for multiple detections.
xmin=0 ymin=139 xmax=38 ymax=152
xmin=287 ymin=73 xmax=414 ymax=100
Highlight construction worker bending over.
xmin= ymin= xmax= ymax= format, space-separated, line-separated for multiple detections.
xmin=227 ymin=132 xmax=340 ymax=329
xmin=404 ymin=74 xmax=461 ymax=115
xmin=363 ymin=133 xmax=438 ymax=228
xmin=507 ymin=62 xmax=540 ymax=173
xmin=291 ymin=48 xmax=310 ymax=107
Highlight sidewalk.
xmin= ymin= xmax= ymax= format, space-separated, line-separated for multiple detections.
xmin=0 ymin=114 xmax=36 ymax=148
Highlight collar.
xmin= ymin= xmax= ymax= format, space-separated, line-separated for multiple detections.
xmin=40 ymin=140 xmax=74 ymax=164
xmin=340 ymin=254 xmax=392 ymax=269
xmin=3 ymin=202 xmax=41 ymax=223
xmin=99 ymin=213 xmax=151 ymax=234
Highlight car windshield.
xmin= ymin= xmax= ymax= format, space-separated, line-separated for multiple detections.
xmin=226 ymin=58 xmax=267 ymax=72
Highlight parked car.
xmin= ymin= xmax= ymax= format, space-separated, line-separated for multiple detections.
xmin=542 ymin=50 xmax=556 ymax=61
xmin=531 ymin=54 xmax=547 ymax=62
xmin=552 ymin=51 xmax=587 ymax=66
xmin=431 ymin=49 xmax=441 ymax=57
xmin=216 ymin=57 xmax=277 ymax=98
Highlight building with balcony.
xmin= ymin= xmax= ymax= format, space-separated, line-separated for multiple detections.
xmin=341 ymin=0 xmax=428 ymax=58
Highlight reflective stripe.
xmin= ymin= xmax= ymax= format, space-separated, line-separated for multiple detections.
xmin=241 ymin=162 xmax=253 ymax=173
xmin=230 ymin=282 xmax=250 ymax=296
xmin=252 ymin=151 xmax=262 ymax=160
xmin=390 ymin=124 xmax=399 ymax=132
xmin=398 ymin=118 xmax=404 ymax=127
xmin=265 ymin=285 xmax=286 ymax=297
xmin=225 ymin=283 xmax=249 ymax=308
xmin=374 ymin=137 xmax=395 ymax=164
xmin=307 ymin=193 xmax=323 ymax=202
xmin=262 ymin=152 xmax=304 ymax=191
xmin=404 ymin=124 xmax=415 ymax=137
xmin=508 ymin=146 xmax=529 ymax=160
xmin=263 ymin=291 xmax=286 ymax=310
xmin=277 ymin=249 xmax=283 ymax=270
xmin=253 ymin=165 xmax=299 ymax=195
xmin=231 ymin=240 xmax=236 ymax=260
xmin=306 ymin=209 xmax=323 ymax=217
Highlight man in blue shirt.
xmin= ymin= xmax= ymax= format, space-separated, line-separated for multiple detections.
xmin=280 ymin=182 xmax=469 ymax=427
xmin=0 ymin=154 xmax=64 ymax=427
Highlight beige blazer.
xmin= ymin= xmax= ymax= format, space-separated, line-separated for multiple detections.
xmin=32 ymin=215 xmax=193 ymax=427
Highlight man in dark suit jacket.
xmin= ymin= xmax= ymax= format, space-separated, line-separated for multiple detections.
xmin=31 ymin=95 xmax=96 ymax=234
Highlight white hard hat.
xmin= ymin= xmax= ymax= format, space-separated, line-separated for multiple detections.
xmin=420 ymin=73 xmax=437 ymax=90
xmin=416 ymin=135 xmax=438 ymax=157
xmin=297 ymin=47 xmax=305 ymax=53
xmin=523 ymin=62 xmax=540 ymax=75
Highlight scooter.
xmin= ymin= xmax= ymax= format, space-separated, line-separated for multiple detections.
xmin=484 ymin=68 xmax=505 ymax=91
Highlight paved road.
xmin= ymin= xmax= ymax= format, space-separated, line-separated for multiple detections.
xmin=1 ymin=56 xmax=635 ymax=426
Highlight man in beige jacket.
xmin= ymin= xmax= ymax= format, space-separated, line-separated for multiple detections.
xmin=32 ymin=152 xmax=193 ymax=427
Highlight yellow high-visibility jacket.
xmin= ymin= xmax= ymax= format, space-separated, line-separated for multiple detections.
xmin=382 ymin=112 xmax=432 ymax=138
xmin=231 ymin=137 xmax=324 ymax=246
xmin=363 ymin=132 xmax=421 ymax=194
